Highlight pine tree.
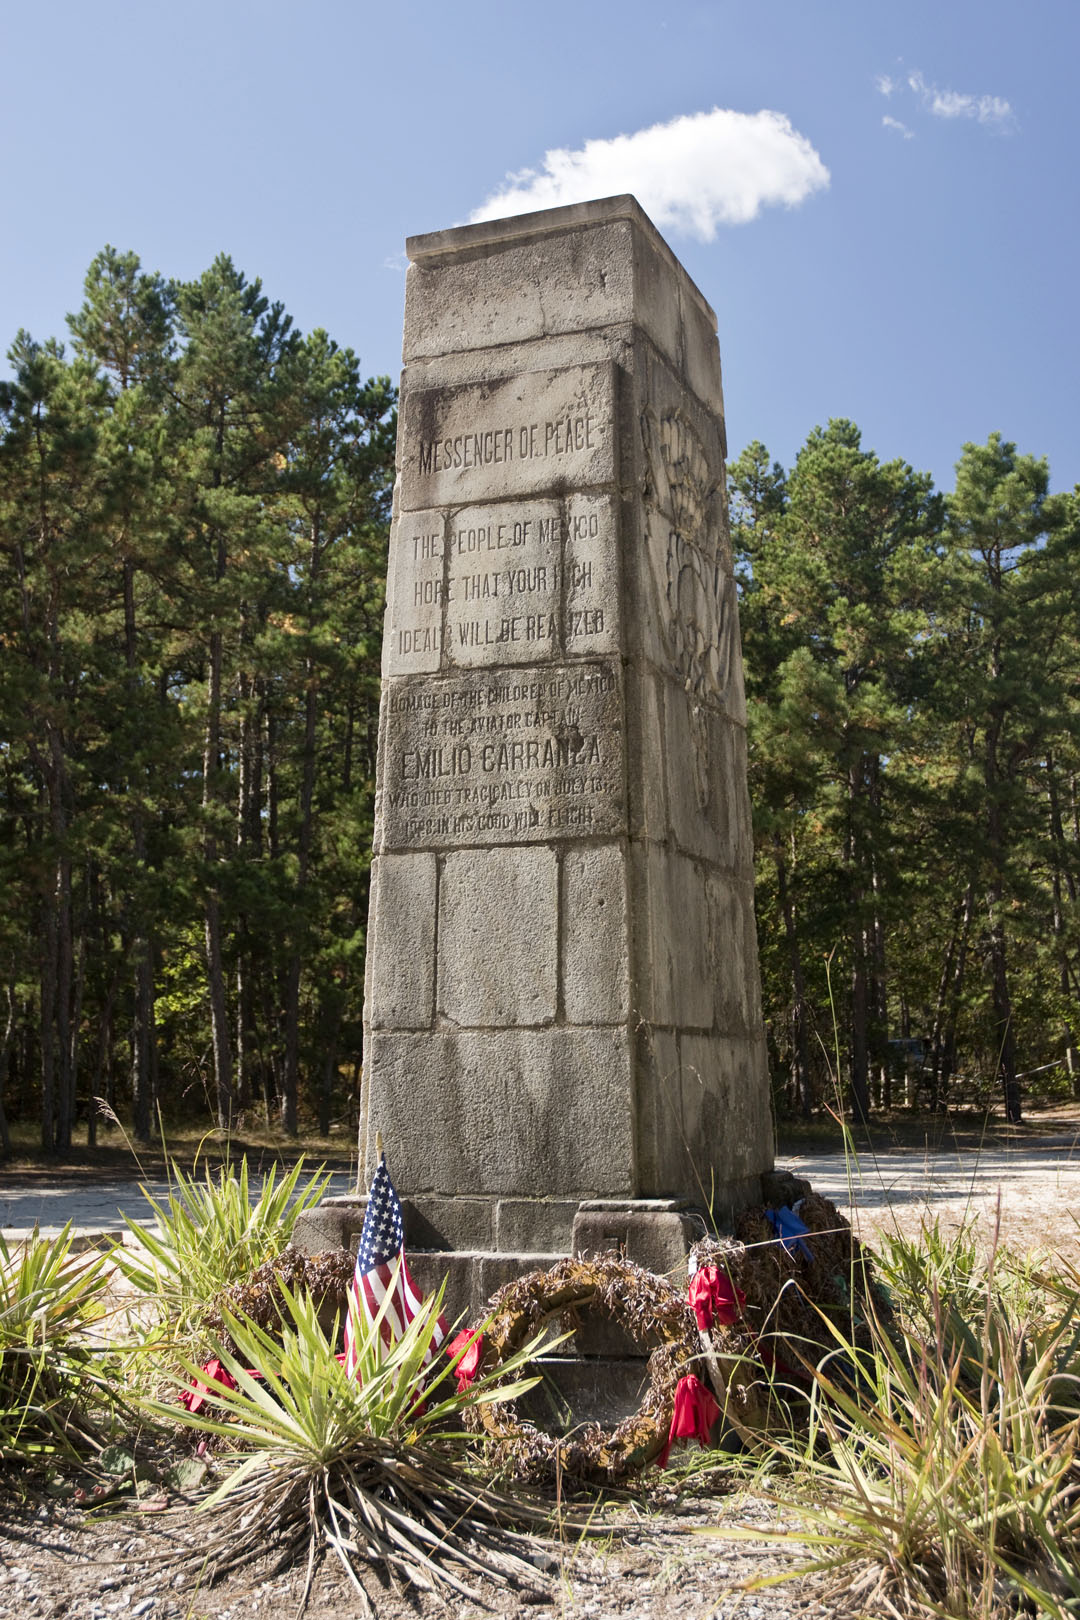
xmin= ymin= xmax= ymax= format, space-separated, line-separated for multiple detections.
xmin=67 ymin=247 xmax=175 ymax=1142
xmin=732 ymin=422 xmax=941 ymax=1120
xmin=170 ymin=257 xmax=299 ymax=1132
xmin=934 ymin=436 xmax=1078 ymax=1119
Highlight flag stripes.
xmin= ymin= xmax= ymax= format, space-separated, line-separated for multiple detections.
xmin=342 ymin=1153 xmax=448 ymax=1378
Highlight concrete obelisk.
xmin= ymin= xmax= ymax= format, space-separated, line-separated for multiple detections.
xmin=316 ymin=197 xmax=773 ymax=1306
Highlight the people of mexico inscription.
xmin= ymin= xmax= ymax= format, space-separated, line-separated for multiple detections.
xmin=386 ymin=364 xmax=618 ymax=678
xmin=387 ymin=496 xmax=615 ymax=670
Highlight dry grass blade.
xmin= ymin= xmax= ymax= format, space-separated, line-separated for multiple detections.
xmin=706 ymin=1221 xmax=1080 ymax=1620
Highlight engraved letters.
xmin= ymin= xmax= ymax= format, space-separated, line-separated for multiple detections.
xmin=379 ymin=663 xmax=623 ymax=847
xmin=386 ymin=493 xmax=616 ymax=676
xmin=381 ymin=362 xmax=622 ymax=837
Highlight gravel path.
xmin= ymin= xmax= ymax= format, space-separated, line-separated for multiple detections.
xmin=4 ymin=1127 xmax=1080 ymax=1255
xmin=0 ymin=1172 xmax=358 ymax=1245
xmin=787 ymin=1127 xmax=1080 ymax=1251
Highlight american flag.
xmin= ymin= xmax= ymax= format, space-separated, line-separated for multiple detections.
xmin=342 ymin=1152 xmax=448 ymax=1378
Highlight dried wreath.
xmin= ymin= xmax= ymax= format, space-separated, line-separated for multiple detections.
xmin=467 ymin=1252 xmax=700 ymax=1484
xmin=689 ymin=1191 xmax=894 ymax=1438
xmin=203 ymin=1245 xmax=355 ymax=1354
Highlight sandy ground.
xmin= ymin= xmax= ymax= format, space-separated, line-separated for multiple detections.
xmin=0 ymin=1487 xmax=829 ymax=1620
xmin=5 ymin=1120 xmax=1080 ymax=1257
xmin=788 ymin=1114 xmax=1080 ymax=1255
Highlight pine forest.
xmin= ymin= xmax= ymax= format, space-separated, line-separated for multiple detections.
xmin=2 ymin=250 xmax=1078 ymax=1153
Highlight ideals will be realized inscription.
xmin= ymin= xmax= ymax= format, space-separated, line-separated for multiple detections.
xmin=376 ymin=662 xmax=625 ymax=850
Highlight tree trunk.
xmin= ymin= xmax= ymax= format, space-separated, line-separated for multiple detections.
xmin=282 ymin=527 xmax=323 ymax=1137
xmin=984 ymin=684 xmax=1020 ymax=1122
xmin=870 ymin=839 xmax=889 ymax=1111
xmin=203 ymin=613 xmax=233 ymax=1132
xmin=846 ymin=753 xmax=872 ymax=1126
xmin=68 ymin=927 xmax=86 ymax=1144
xmin=123 ymin=555 xmax=156 ymax=1145
xmin=0 ymin=979 xmax=15 ymax=1153
xmin=318 ymin=999 xmax=343 ymax=1137
xmin=1047 ymin=751 xmax=1080 ymax=1089
xmin=850 ymin=929 xmax=871 ymax=1125
xmin=234 ymin=663 xmax=255 ymax=1117
xmin=40 ymin=886 xmax=57 ymax=1153
xmin=281 ymin=671 xmax=318 ymax=1137
xmin=774 ymin=838 xmax=811 ymax=1116
xmin=929 ymin=895 xmax=963 ymax=1110
xmin=52 ymin=847 xmax=74 ymax=1153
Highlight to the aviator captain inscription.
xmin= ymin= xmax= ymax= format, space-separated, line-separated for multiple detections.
xmin=400 ymin=364 xmax=615 ymax=508
xmin=376 ymin=661 xmax=625 ymax=849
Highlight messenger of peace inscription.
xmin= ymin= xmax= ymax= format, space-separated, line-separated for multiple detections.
xmin=358 ymin=196 xmax=773 ymax=1294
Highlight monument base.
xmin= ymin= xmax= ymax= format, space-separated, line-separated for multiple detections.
xmin=292 ymin=1191 xmax=760 ymax=1326
xmin=291 ymin=1178 xmax=796 ymax=1435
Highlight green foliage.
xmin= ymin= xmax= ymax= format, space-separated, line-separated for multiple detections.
xmin=731 ymin=421 xmax=1080 ymax=1120
xmin=138 ymin=1278 xmax=559 ymax=1601
xmin=0 ymin=248 xmax=395 ymax=1151
xmin=0 ymin=1227 xmax=117 ymax=1466
xmin=716 ymin=1229 xmax=1080 ymax=1619
xmin=114 ymin=1154 xmax=330 ymax=1343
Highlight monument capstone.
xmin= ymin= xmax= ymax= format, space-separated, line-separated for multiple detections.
xmin=299 ymin=195 xmax=774 ymax=1315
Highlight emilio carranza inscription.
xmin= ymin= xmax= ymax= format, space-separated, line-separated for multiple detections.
xmin=377 ymin=661 xmax=624 ymax=849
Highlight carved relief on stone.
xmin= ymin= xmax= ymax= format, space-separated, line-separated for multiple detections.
xmin=641 ymin=409 xmax=742 ymax=805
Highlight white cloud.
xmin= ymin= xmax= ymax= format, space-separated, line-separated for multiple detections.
xmin=882 ymin=115 xmax=914 ymax=140
xmin=876 ymin=74 xmax=896 ymax=98
xmin=907 ymin=69 xmax=1016 ymax=129
xmin=469 ymin=108 xmax=830 ymax=240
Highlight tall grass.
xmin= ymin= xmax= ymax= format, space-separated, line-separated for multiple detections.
xmin=0 ymin=1227 xmax=121 ymax=1470
xmin=719 ymin=1224 xmax=1080 ymax=1619
xmin=140 ymin=1275 xmax=565 ymax=1606
xmin=114 ymin=1154 xmax=329 ymax=1345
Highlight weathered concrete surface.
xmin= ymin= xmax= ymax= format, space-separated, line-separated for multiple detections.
xmin=363 ymin=1027 xmax=635 ymax=1198
xmin=361 ymin=196 xmax=771 ymax=1243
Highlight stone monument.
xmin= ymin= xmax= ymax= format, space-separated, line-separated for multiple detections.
xmin=299 ymin=196 xmax=773 ymax=1317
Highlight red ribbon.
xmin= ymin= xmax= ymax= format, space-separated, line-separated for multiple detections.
xmin=658 ymin=1373 xmax=720 ymax=1468
xmin=689 ymin=1265 xmax=746 ymax=1333
xmin=179 ymin=1358 xmax=238 ymax=1416
xmin=446 ymin=1329 xmax=484 ymax=1393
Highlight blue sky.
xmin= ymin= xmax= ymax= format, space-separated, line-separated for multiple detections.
xmin=2 ymin=0 xmax=1076 ymax=493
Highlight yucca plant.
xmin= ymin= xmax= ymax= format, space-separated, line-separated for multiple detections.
xmin=114 ymin=1154 xmax=330 ymax=1345
xmin=0 ymin=1227 xmax=119 ymax=1470
xmin=141 ymin=1272 xmax=570 ymax=1607
xmin=714 ymin=1231 xmax=1080 ymax=1619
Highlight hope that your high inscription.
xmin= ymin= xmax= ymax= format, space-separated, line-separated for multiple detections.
xmin=396 ymin=506 xmax=606 ymax=660
xmin=378 ymin=664 xmax=624 ymax=848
